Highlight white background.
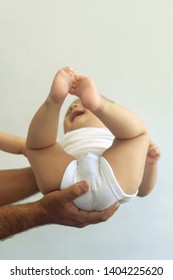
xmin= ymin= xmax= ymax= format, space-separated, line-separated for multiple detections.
xmin=0 ymin=0 xmax=172 ymax=259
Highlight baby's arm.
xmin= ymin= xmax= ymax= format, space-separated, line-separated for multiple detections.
xmin=0 ymin=132 xmax=26 ymax=156
xmin=138 ymin=142 xmax=160 ymax=196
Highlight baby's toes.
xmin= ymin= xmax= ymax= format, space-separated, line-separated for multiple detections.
xmin=65 ymin=66 xmax=76 ymax=78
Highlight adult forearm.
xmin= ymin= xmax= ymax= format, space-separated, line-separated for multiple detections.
xmin=0 ymin=201 xmax=46 ymax=240
xmin=0 ymin=181 xmax=120 ymax=240
xmin=0 ymin=167 xmax=39 ymax=206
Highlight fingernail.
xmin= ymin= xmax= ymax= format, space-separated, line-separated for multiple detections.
xmin=78 ymin=180 xmax=89 ymax=191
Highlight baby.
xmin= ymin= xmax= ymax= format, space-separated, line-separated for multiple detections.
xmin=0 ymin=67 xmax=160 ymax=211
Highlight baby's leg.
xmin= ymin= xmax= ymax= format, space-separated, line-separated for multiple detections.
xmin=70 ymin=75 xmax=101 ymax=111
xmin=27 ymin=142 xmax=74 ymax=194
xmin=26 ymin=67 xmax=75 ymax=194
xmin=26 ymin=67 xmax=76 ymax=149
xmin=72 ymin=76 xmax=149 ymax=195
xmin=103 ymin=135 xmax=149 ymax=195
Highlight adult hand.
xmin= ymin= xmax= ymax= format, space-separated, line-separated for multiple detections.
xmin=0 ymin=180 xmax=119 ymax=240
xmin=40 ymin=180 xmax=119 ymax=228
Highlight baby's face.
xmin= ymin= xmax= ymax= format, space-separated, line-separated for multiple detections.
xmin=64 ymin=98 xmax=105 ymax=133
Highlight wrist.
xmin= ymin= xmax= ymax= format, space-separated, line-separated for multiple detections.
xmin=146 ymin=159 xmax=159 ymax=166
xmin=35 ymin=199 xmax=52 ymax=225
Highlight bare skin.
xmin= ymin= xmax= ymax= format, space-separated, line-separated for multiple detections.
xmin=0 ymin=67 xmax=159 ymax=238
xmin=0 ymin=180 xmax=119 ymax=240
xmin=26 ymin=66 xmax=149 ymax=201
xmin=0 ymin=167 xmax=38 ymax=206
xmin=0 ymin=132 xmax=26 ymax=156
xmin=0 ymin=134 xmax=160 ymax=201
xmin=138 ymin=142 xmax=160 ymax=196
xmin=64 ymin=100 xmax=160 ymax=196
xmin=0 ymin=166 xmax=120 ymax=240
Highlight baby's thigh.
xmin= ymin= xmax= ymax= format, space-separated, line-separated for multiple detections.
xmin=102 ymin=135 xmax=149 ymax=195
xmin=27 ymin=142 xmax=75 ymax=194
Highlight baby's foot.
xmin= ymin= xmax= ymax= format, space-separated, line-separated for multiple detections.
xmin=49 ymin=67 xmax=76 ymax=103
xmin=70 ymin=75 xmax=102 ymax=111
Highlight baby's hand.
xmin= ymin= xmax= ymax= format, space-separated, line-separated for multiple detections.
xmin=146 ymin=142 xmax=160 ymax=165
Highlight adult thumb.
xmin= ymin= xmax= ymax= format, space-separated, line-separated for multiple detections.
xmin=62 ymin=181 xmax=89 ymax=201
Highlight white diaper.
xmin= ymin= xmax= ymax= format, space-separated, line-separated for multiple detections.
xmin=60 ymin=152 xmax=137 ymax=211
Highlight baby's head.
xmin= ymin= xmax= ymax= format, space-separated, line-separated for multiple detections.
xmin=63 ymin=96 xmax=114 ymax=133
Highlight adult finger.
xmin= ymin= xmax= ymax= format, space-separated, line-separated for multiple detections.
xmin=61 ymin=181 xmax=89 ymax=202
xmin=77 ymin=202 xmax=120 ymax=226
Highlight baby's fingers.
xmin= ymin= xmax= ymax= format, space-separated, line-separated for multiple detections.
xmin=150 ymin=145 xmax=160 ymax=158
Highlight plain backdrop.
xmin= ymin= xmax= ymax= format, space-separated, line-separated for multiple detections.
xmin=0 ymin=0 xmax=173 ymax=259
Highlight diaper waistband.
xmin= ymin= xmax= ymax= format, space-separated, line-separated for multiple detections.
xmin=78 ymin=152 xmax=100 ymax=161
